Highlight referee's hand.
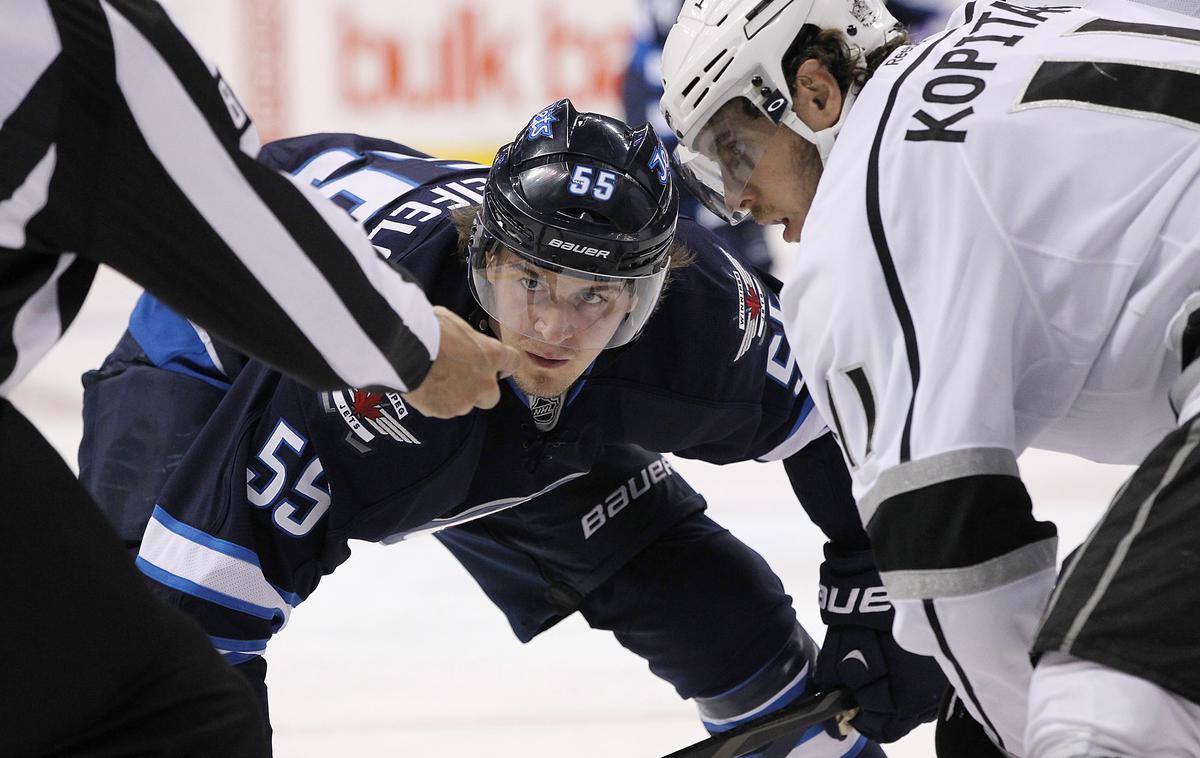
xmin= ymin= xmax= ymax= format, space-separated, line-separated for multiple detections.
xmin=404 ymin=306 xmax=520 ymax=419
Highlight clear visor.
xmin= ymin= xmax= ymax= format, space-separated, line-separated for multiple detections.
xmin=674 ymin=97 xmax=786 ymax=226
xmin=469 ymin=242 xmax=668 ymax=350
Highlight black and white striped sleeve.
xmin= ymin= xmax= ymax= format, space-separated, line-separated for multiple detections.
xmin=0 ymin=0 xmax=438 ymax=394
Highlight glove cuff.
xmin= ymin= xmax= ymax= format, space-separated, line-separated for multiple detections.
xmin=819 ymin=544 xmax=894 ymax=631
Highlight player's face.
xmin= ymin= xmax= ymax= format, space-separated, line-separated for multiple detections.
xmin=487 ymin=254 xmax=635 ymax=397
xmin=692 ymin=98 xmax=825 ymax=242
xmin=723 ymin=124 xmax=823 ymax=244
xmin=691 ymin=62 xmax=840 ymax=244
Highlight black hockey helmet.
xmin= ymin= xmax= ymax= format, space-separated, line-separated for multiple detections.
xmin=469 ymin=99 xmax=681 ymax=350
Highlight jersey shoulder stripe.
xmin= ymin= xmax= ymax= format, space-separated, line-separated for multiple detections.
xmin=259 ymin=133 xmax=488 ymax=277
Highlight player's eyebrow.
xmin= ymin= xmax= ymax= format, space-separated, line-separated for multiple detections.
xmin=585 ymin=282 xmax=626 ymax=295
xmin=514 ymin=262 xmax=548 ymax=279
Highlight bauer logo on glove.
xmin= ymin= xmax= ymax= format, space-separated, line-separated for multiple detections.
xmin=818 ymin=584 xmax=892 ymax=615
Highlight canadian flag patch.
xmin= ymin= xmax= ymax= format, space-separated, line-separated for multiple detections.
xmin=323 ymin=388 xmax=420 ymax=453
xmin=723 ymin=251 xmax=768 ymax=363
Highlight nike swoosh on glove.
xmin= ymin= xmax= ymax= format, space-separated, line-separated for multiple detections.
xmin=815 ymin=543 xmax=947 ymax=743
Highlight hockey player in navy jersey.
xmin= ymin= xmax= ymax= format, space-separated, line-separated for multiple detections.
xmin=660 ymin=0 xmax=1200 ymax=755
xmin=80 ymin=101 xmax=945 ymax=754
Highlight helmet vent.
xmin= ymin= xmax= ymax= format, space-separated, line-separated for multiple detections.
xmin=744 ymin=0 xmax=774 ymax=23
xmin=693 ymin=87 xmax=711 ymax=107
xmin=712 ymin=58 xmax=733 ymax=82
xmin=703 ymin=49 xmax=728 ymax=73
xmin=745 ymin=0 xmax=793 ymax=38
xmin=716 ymin=13 xmax=729 ymax=25
xmin=681 ymin=76 xmax=702 ymax=97
xmin=559 ymin=208 xmax=611 ymax=225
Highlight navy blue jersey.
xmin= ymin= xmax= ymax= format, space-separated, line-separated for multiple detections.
xmin=128 ymin=133 xmax=856 ymax=665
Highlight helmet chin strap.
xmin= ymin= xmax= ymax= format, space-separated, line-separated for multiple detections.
xmin=777 ymin=82 xmax=864 ymax=166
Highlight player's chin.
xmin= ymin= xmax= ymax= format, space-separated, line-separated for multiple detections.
xmin=514 ymin=371 xmax=571 ymax=398
xmin=517 ymin=357 xmax=583 ymax=392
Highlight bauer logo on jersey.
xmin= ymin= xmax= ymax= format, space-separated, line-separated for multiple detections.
xmin=723 ymin=252 xmax=767 ymax=363
xmin=322 ymin=389 xmax=420 ymax=452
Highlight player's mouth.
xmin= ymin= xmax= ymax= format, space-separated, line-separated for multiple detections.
xmin=781 ymin=217 xmax=802 ymax=243
xmin=525 ymin=350 xmax=571 ymax=368
xmin=755 ymin=212 xmax=800 ymax=243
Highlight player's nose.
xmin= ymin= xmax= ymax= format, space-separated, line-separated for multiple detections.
xmin=532 ymin=304 xmax=575 ymax=344
xmin=725 ymin=183 xmax=754 ymax=215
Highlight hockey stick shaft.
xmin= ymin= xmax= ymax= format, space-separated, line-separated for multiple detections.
xmin=661 ymin=689 xmax=854 ymax=758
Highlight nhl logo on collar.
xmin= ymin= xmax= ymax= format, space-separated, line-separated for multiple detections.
xmin=529 ymin=394 xmax=564 ymax=431
xmin=723 ymin=252 xmax=767 ymax=363
xmin=323 ymin=388 xmax=420 ymax=453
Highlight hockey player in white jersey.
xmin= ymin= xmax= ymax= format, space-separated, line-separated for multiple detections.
xmin=660 ymin=0 xmax=1200 ymax=755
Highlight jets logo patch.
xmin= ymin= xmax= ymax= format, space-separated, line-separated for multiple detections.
xmin=323 ymin=388 xmax=420 ymax=453
xmin=527 ymin=106 xmax=559 ymax=140
xmin=723 ymin=252 xmax=768 ymax=363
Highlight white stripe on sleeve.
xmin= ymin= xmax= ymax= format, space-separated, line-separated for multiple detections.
xmin=139 ymin=508 xmax=294 ymax=631
xmin=0 ymin=0 xmax=59 ymax=126
xmin=0 ymin=251 xmax=72 ymax=395
xmin=0 ymin=143 xmax=55 ymax=250
xmin=757 ymin=394 xmax=828 ymax=462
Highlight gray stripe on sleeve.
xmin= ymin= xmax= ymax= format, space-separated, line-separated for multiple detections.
xmin=860 ymin=447 xmax=1020 ymax=526
xmin=880 ymin=537 xmax=1058 ymax=600
xmin=1062 ymin=418 xmax=1200 ymax=651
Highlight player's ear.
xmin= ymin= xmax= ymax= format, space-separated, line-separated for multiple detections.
xmin=791 ymin=59 xmax=843 ymax=131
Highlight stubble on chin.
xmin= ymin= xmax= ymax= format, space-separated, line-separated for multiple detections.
xmin=512 ymin=368 xmax=572 ymax=399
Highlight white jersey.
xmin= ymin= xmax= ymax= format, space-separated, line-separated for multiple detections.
xmin=780 ymin=0 xmax=1200 ymax=753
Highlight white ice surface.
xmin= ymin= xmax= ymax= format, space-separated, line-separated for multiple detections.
xmin=12 ymin=267 xmax=1135 ymax=758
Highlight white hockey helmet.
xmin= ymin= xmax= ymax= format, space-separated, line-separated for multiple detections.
xmin=659 ymin=0 xmax=901 ymax=223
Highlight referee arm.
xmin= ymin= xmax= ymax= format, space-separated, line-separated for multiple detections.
xmin=6 ymin=0 xmax=516 ymax=414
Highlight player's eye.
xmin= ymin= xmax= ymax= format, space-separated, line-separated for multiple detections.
xmin=714 ymin=135 xmax=754 ymax=181
xmin=578 ymin=288 xmax=609 ymax=306
xmin=517 ymin=269 xmax=547 ymax=292
xmin=718 ymin=138 xmax=749 ymax=166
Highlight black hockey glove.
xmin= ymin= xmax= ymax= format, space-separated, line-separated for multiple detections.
xmin=814 ymin=544 xmax=946 ymax=743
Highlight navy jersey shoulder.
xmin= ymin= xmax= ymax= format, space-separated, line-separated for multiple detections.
xmin=589 ymin=218 xmax=818 ymax=462
xmin=260 ymin=132 xmax=489 ymax=288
